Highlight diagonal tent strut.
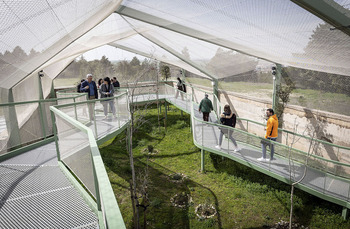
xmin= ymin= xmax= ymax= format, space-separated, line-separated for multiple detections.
xmin=291 ymin=0 xmax=350 ymax=37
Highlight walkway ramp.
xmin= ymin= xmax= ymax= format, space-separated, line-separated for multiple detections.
xmin=0 ymin=142 xmax=98 ymax=228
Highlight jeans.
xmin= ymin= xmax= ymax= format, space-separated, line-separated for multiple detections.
xmin=218 ymin=129 xmax=237 ymax=147
xmin=103 ymin=100 xmax=116 ymax=116
xmin=261 ymin=137 xmax=277 ymax=159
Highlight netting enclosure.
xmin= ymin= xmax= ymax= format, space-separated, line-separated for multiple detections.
xmin=1 ymin=0 xmax=350 ymax=225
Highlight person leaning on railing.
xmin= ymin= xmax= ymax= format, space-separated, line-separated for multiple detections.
xmin=257 ymin=108 xmax=278 ymax=162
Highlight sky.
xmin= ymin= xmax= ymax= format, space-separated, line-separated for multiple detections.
xmin=82 ymin=45 xmax=146 ymax=62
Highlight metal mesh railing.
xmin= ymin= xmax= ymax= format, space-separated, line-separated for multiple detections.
xmin=0 ymin=94 xmax=88 ymax=155
xmin=190 ymin=102 xmax=350 ymax=201
xmin=54 ymin=92 xmax=130 ymax=140
xmin=50 ymin=106 xmax=126 ymax=228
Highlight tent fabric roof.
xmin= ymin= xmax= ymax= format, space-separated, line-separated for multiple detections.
xmin=1 ymin=0 xmax=350 ymax=90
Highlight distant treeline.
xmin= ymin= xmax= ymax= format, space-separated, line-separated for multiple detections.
xmin=57 ymin=56 xmax=158 ymax=83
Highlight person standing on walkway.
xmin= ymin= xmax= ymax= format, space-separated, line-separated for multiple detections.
xmin=113 ymin=77 xmax=120 ymax=88
xmin=215 ymin=105 xmax=241 ymax=152
xmin=175 ymin=77 xmax=185 ymax=100
xmin=80 ymin=74 xmax=98 ymax=120
xmin=199 ymin=94 xmax=213 ymax=121
xmin=257 ymin=108 xmax=278 ymax=162
xmin=100 ymin=77 xmax=116 ymax=119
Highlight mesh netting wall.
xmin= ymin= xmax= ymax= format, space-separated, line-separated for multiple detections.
xmin=0 ymin=0 xmax=123 ymax=89
xmin=119 ymin=0 xmax=350 ymax=76
xmin=55 ymin=112 xmax=96 ymax=198
xmin=280 ymin=67 xmax=350 ymax=116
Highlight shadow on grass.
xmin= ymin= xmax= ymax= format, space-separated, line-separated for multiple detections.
xmin=103 ymin=145 xmax=222 ymax=229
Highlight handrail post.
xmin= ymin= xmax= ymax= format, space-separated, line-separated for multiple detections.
xmin=201 ymin=149 xmax=205 ymax=173
xmin=50 ymin=111 xmax=61 ymax=161
xmin=73 ymin=98 xmax=78 ymax=120
xmin=38 ymin=100 xmax=47 ymax=139
xmin=93 ymin=101 xmax=98 ymax=139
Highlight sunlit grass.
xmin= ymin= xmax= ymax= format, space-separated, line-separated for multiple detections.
xmin=100 ymin=105 xmax=350 ymax=229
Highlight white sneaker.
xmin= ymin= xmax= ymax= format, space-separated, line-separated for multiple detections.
xmin=265 ymin=158 xmax=271 ymax=162
xmin=215 ymin=145 xmax=221 ymax=150
xmin=103 ymin=116 xmax=108 ymax=119
xmin=257 ymin=157 xmax=266 ymax=162
xmin=234 ymin=147 xmax=241 ymax=152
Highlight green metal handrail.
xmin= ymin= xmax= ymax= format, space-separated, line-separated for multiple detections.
xmin=50 ymin=106 xmax=126 ymax=229
xmin=161 ymin=83 xmax=350 ymax=173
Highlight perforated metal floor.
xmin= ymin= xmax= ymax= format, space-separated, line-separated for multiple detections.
xmin=0 ymin=143 xmax=98 ymax=229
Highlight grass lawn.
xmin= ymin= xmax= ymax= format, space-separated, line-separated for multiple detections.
xmin=99 ymin=105 xmax=350 ymax=228
xmin=186 ymin=77 xmax=350 ymax=116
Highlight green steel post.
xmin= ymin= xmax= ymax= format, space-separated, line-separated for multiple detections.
xmin=93 ymin=101 xmax=98 ymax=139
xmin=213 ymin=79 xmax=218 ymax=115
xmin=50 ymin=111 xmax=61 ymax=161
xmin=50 ymin=80 xmax=56 ymax=98
xmin=272 ymin=64 xmax=282 ymax=111
xmin=91 ymin=154 xmax=102 ymax=211
xmin=73 ymin=98 xmax=78 ymax=120
xmin=181 ymin=110 xmax=183 ymax=118
xmin=165 ymin=101 xmax=167 ymax=131
xmin=6 ymin=89 xmax=22 ymax=149
xmin=38 ymin=101 xmax=47 ymax=138
xmin=116 ymin=98 xmax=120 ymax=128
xmin=38 ymin=73 xmax=48 ymax=138
xmin=201 ymin=149 xmax=205 ymax=172
xmin=342 ymin=207 xmax=349 ymax=220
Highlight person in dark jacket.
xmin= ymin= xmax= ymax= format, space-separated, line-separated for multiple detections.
xmin=113 ymin=77 xmax=120 ymax=88
xmin=199 ymin=94 xmax=213 ymax=121
xmin=215 ymin=105 xmax=241 ymax=152
xmin=175 ymin=77 xmax=185 ymax=100
xmin=80 ymin=74 xmax=98 ymax=99
xmin=100 ymin=77 xmax=116 ymax=119
xmin=80 ymin=74 xmax=98 ymax=120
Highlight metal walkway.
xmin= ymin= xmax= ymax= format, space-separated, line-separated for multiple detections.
xmin=0 ymin=98 xmax=130 ymax=228
xmin=164 ymin=94 xmax=350 ymax=206
xmin=1 ymin=89 xmax=349 ymax=228
xmin=0 ymin=142 xmax=98 ymax=228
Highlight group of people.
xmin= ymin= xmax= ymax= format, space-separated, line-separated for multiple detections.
xmin=198 ymin=94 xmax=278 ymax=162
xmin=77 ymin=74 xmax=120 ymax=119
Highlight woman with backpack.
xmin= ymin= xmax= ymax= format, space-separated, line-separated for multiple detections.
xmin=100 ymin=77 xmax=116 ymax=119
xmin=215 ymin=105 xmax=241 ymax=152
xmin=175 ymin=77 xmax=185 ymax=100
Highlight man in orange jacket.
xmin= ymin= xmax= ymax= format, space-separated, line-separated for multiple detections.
xmin=257 ymin=108 xmax=278 ymax=162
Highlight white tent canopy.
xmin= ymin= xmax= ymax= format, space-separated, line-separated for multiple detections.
xmin=1 ymin=0 xmax=350 ymax=93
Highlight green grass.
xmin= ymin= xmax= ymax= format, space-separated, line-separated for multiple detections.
xmin=186 ymin=77 xmax=350 ymax=116
xmin=99 ymin=105 xmax=350 ymax=229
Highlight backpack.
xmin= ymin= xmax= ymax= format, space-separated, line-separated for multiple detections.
xmin=182 ymin=83 xmax=186 ymax=93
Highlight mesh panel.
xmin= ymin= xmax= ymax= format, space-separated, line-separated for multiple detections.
xmin=12 ymin=73 xmax=39 ymax=103
xmin=119 ymin=0 xmax=350 ymax=76
xmin=55 ymin=112 xmax=96 ymax=198
xmin=281 ymin=67 xmax=350 ymax=116
xmin=0 ymin=0 xmax=123 ymax=89
xmin=40 ymin=74 xmax=53 ymax=98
